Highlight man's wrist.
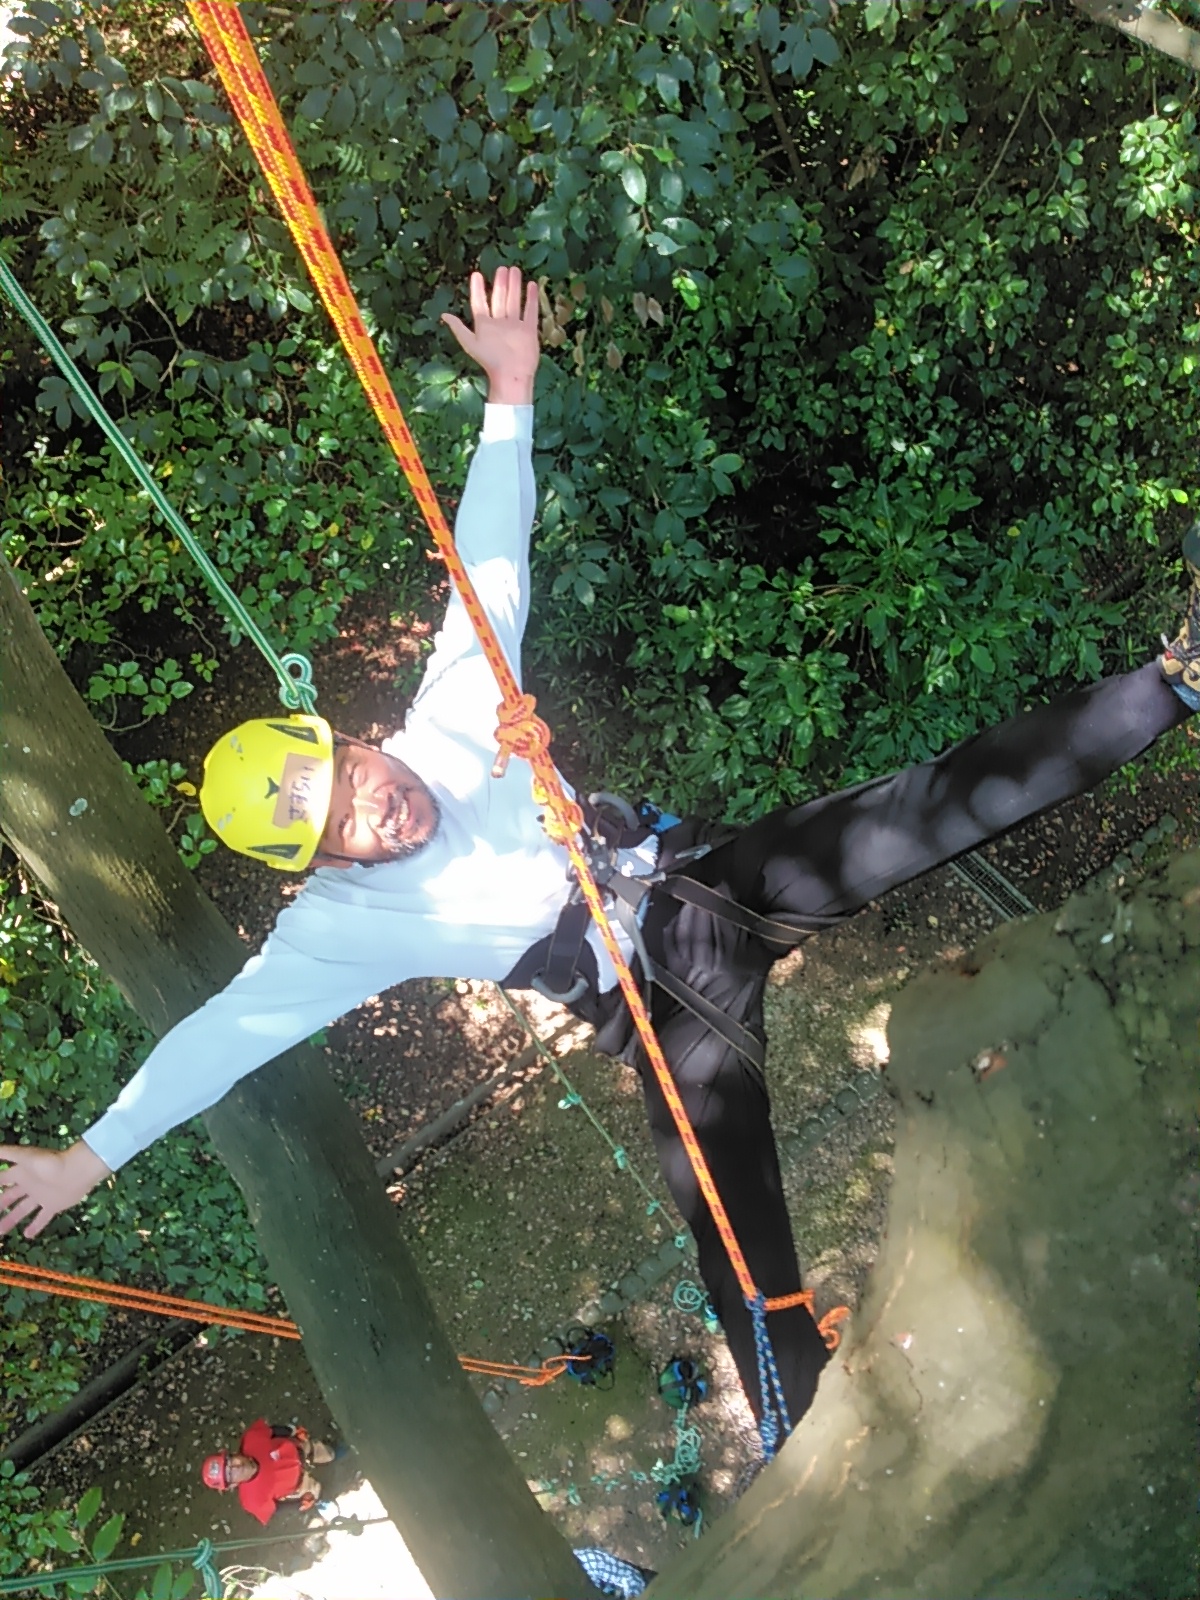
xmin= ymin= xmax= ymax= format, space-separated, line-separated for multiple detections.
xmin=486 ymin=372 xmax=536 ymax=405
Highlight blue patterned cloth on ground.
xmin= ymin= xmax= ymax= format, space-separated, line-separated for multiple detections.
xmin=574 ymin=1546 xmax=651 ymax=1597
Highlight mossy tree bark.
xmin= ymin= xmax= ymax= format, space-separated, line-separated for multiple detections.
xmin=0 ymin=554 xmax=598 ymax=1600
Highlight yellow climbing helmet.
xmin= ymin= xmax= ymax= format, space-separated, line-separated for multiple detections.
xmin=199 ymin=714 xmax=334 ymax=872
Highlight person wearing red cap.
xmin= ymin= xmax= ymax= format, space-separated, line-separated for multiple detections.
xmin=201 ymin=1420 xmax=335 ymax=1526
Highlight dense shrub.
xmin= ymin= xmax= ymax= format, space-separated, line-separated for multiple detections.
xmin=1 ymin=0 xmax=1196 ymax=811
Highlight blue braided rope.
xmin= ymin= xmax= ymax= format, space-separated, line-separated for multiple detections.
xmin=748 ymin=1293 xmax=792 ymax=1462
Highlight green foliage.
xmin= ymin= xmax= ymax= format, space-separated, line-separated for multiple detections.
xmin=0 ymin=858 xmax=267 ymax=1432
xmin=0 ymin=1461 xmax=86 ymax=1581
xmin=0 ymin=1475 xmax=199 ymax=1598
xmin=2 ymin=0 xmax=1196 ymax=813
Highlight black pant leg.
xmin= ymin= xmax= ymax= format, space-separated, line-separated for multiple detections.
xmin=702 ymin=662 xmax=1191 ymax=921
xmin=634 ymin=882 xmax=831 ymax=1426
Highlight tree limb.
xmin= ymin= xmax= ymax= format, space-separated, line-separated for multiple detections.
xmin=1071 ymin=0 xmax=1200 ymax=71
xmin=751 ymin=42 xmax=804 ymax=185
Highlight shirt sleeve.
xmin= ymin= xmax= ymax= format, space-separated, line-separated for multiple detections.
xmin=408 ymin=403 xmax=535 ymax=718
xmin=80 ymin=934 xmax=404 ymax=1173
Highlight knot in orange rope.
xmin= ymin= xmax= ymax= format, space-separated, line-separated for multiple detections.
xmin=491 ymin=692 xmax=551 ymax=778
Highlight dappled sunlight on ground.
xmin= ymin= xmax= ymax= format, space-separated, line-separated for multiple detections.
xmin=239 ymin=1481 xmax=432 ymax=1600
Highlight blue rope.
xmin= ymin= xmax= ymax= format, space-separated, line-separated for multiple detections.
xmin=747 ymin=1293 xmax=792 ymax=1462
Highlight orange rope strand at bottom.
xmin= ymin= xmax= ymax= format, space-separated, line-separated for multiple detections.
xmin=1 ymin=1262 xmax=582 ymax=1385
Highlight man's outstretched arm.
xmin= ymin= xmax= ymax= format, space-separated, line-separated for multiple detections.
xmin=408 ymin=268 xmax=540 ymax=715
xmin=0 ymin=937 xmax=407 ymax=1239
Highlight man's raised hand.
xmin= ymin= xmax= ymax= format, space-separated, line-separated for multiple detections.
xmin=441 ymin=265 xmax=539 ymax=406
xmin=0 ymin=1140 xmax=112 ymax=1239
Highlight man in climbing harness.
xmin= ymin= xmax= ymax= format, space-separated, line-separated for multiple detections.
xmin=201 ymin=1419 xmax=336 ymax=1526
xmin=2 ymin=264 xmax=1198 ymax=1439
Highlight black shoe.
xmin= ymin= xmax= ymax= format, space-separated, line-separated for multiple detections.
xmin=1160 ymin=522 xmax=1200 ymax=702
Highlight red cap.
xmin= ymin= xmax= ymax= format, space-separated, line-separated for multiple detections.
xmin=202 ymin=1452 xmax=230 ymax=1491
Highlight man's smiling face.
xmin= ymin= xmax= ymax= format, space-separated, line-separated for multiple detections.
xmin=314 ymin=736 xmax=440 ymax=868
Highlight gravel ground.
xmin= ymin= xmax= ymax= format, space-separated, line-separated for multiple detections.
xmin=17 ymin=589 xmax=1197 ymax=1591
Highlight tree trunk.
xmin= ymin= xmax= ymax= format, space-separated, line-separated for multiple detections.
xmin=0 ymin=554 xmax=597 ymax=1600
xmin=1071 ymin=0 xmax=1200 ymax=70
xmin=650 ymin=849 xmax=1198 ymax=1599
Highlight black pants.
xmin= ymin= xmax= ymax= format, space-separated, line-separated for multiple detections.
xmin=618 ymin=664 xmax=1192 ymax=1427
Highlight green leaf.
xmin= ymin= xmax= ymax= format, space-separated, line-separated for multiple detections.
xmin=285 ymin=284 xmax=313 ymax=312
xmin=419 ymin=93 xmax=458 ymax=143
xmin=298 ymin=86 xmax=331 ymax=122
xmin=89 ymin=129 xmax=113 ymax=166
xmin=150 ymin=1561 xmax=173 ymax=1600
xmin=325 ymin=82 xmax=356 ymax=135
xmin=620 ymin=160 xmax=646 ymax=205
xmin=810 ymin=28 xmax=839 ymax=67
xmin=969 ymin=643 xmax=995 ymax=678
xmin=91 ymin=1512 xmax=124 ymax=1564
xmin=471 ymin=29 xmax=498 ymax=82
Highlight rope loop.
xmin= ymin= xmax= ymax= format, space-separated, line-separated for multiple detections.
xmin=672 ymin=1280 xmax=706 ymax=1315
xmin=818 ymin=1303 xmax=851 ymax=1352
xmin=277 ymin=651 xmax=317 ymax=713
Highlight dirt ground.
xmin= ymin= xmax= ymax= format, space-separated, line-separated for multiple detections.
xmin=19 ymin=589 xmax=1200 ymax=1594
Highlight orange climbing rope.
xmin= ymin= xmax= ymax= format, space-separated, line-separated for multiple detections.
xmin=0 ymin=1260 xmax=586 ymax=1386
xmin=182 ymin=2 xmax=829 ymax=1342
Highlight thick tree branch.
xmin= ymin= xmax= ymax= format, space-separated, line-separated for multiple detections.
xmin=1071 ymin=0 xmax=1200 ymax=70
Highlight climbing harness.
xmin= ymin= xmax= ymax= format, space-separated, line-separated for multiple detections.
xmin=525 ymin=791 xmax=846 ymax=1082
xmin=558 ymin=1325 xmax=616 ymax=1389
xmin=656 ymin=1476 xmax=702 ymax=1529
xmin=658 ymin=1356 xmax=709 ymax=1411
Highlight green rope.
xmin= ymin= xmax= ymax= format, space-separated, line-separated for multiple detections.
xmin=0 ymin=255 xmax=317 ymax=716
xmin=0 ymin=1517 xmax=390 ymax=1595
xmin=495 ymin=987 xmax=688 ymax=1249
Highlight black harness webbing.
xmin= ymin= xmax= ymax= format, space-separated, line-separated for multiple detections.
xmin=662 ymin=875 xmax=844 ymax=952
xmin=523 ymin=800 xmax=845 ymax=1076
xmin=534 ymin=899 xmax=593 ymax=1005
xmin=650 ymin=964 xmax=767 ymax=1080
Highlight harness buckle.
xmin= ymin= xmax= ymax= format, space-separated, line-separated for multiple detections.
xmin=530 ymin=971 xmax=590 ymax=1005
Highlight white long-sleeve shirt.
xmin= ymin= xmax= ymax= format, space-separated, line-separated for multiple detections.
xmin=84 ymin=405 xmax=652 ymax=1172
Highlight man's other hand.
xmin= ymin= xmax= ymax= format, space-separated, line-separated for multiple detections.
xmin=0 ymin=1140 xmax=112 ymax=1238
xmin=441 ymin=265 xmax=539 ymax=405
